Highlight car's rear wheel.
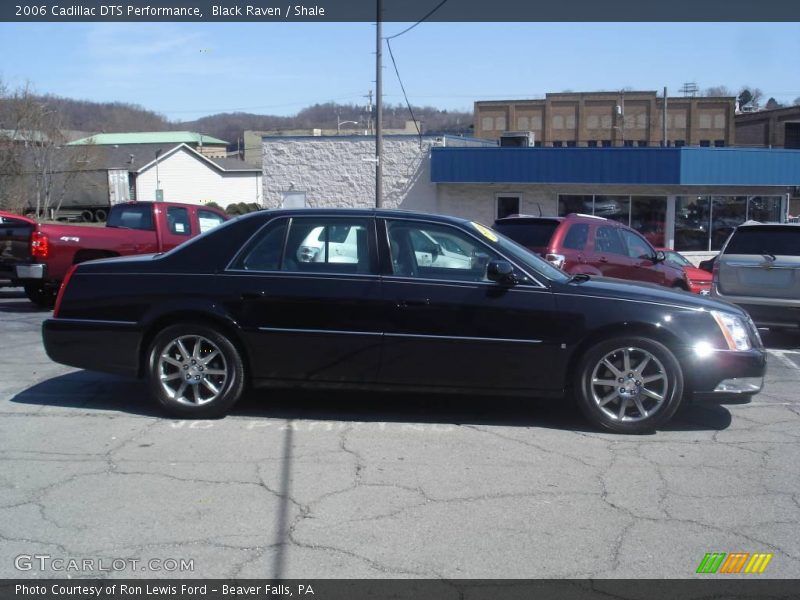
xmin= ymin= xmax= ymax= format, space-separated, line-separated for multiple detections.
xmin=576 ymin=336 xmax=684 ymax=433
xmin=147 ymin=324 xmax=244 ymax=418
xmin=23 ymin=283 xmax=56 ymax=309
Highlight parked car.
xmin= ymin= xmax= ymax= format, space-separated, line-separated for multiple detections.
xmin=711 ymin=222 xmax=800 ymax=329
xmin=0 ymin=201 xmax=228 ymax=307
xmin=658 ymin=249 xmax=713 ymax=295
xmin=43 ymin=209 xmax=766 ymax=434
xmin=492 ymin=214 xmax=688 ymax=289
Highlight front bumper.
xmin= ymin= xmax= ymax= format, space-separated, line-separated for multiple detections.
xmin=43 ymin=318 xmax=142 ymax=377
xmin=687 ymin=347 xmax=767 ymax=396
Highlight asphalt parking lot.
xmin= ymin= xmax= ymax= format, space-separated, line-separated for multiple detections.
xmin=1 ymin=285 xmax=799 ymax=579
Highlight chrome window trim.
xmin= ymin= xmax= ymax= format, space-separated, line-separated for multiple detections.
xmin=382 ymin=215 xmax=547 ymax=289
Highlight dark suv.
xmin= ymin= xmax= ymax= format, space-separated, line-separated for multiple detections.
xmin=493 ymin=214 xmax=688 ymax=289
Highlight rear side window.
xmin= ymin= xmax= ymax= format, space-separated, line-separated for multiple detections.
xmin=724 ymin=227 xmax=800 ymax=256
xmin=493 ymin=221 xmax=559 ymax=248
xmin=563 ymin=224 xmax=589 ymax=250
xmin=231 ymin=219 xmax=288 ymax=271
xmin=108 ymin=205 xmax=154 ymax=231
xmin=167 ymin=207 xmax=191 ymax=236
xmin=595 ymin=226 xmax=626 ymax=255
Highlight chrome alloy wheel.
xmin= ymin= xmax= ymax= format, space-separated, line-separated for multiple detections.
xmin=157 ymin=335 xmax=228 ymax=406
xmin=589 ymin=346 xmax=668 ymax=422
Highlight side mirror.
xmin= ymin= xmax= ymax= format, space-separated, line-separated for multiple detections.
xmin=653 ymin=250 xmax=666 ymax=264
xmin=487 ymin=260 xmax=517 ymax=285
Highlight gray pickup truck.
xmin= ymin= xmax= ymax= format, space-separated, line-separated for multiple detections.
xmin=712 ymin=222 xmax=800 ymax=329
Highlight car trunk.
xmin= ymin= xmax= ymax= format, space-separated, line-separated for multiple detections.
xmin=717 ymin=226 xmax=800 ymax=299
xmin=0 ymin=214 xmax=35 ymax=279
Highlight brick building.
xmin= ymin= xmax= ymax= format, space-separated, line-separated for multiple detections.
xmin=475 ymin=91 xmax=735 ymax=148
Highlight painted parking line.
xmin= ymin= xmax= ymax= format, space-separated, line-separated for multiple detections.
xmin=766 ymin=349 xmax=800 ymax=370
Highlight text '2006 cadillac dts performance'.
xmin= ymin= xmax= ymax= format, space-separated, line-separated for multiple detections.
xmin=42 ymin=208 xmax=766 ymax=433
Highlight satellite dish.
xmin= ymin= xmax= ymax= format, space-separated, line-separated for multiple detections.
xmin=738 ymin=89 xmax=753 ymax=106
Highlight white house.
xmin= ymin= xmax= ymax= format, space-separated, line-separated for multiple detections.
xmin=135 ymin=143 xmax=261 ymax=208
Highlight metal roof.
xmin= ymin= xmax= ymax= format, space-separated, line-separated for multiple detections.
xmin=431 ymin=147 xmax=800 ymax=187
xmin=68 ymin=131 xmax=229 ymax=146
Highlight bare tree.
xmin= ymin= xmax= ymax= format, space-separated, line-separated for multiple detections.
xmin=794 ymin=96 xmax=800 ymax=106
xmin=0 ymin=84 xmax=92 ymax=218
xmin=704 ymin=85 xmax=733 ymax=97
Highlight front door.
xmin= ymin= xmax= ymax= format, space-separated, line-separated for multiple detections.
xmin=378 ymin=218 xmax=561 ymax=393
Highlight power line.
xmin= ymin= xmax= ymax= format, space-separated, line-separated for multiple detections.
xmin=386 ymin=39 xmax=421 ymax=144
xmin=384 ymin=0 xmax=450 ymax=40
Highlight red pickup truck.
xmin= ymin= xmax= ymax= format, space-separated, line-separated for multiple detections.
xmin=1 ymin=201 xmax=228 ymax=307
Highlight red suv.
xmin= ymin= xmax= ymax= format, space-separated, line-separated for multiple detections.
xmin=493 ymin=214 xmax=688 ymax=289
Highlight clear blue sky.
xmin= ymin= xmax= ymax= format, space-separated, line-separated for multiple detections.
xmin=1 ymin=22 xmax=798 ymax=121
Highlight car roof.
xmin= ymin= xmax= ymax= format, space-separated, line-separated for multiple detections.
xmin=235 ymin=207 xmax=476 ymax=226
xmin=494 ymin=213 xmax=608 ymax=224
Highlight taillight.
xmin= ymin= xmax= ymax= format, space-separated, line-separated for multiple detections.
xmin=53 ymin=265 xmax=77 ymax=318
xmin=31 ymin=231 xmax=49 ymax=259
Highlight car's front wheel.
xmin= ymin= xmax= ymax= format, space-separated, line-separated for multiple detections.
xmin=575 ymin=336 xmax=684 ymax=433
xmin=147 ymin=324 xmax=245 ymax=418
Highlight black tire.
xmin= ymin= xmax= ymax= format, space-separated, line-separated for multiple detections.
xmin=23 ymin=283 xmax=56 ymax=309
xmin=147 ymin=323 xmax=245 ymax=418
xmin=575 ymin=336 xmax=684 ymax=434
xmin=94 ymin=209 xmax=107 ymax=223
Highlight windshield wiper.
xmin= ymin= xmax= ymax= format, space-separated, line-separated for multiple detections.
xmin=569 ymin=273 xmax=591 ymax=283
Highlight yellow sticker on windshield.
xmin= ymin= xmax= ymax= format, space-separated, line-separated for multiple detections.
xmin=471 ymin=222 xmax=498 ymax=242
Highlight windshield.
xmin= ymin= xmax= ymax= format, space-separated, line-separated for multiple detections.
xmin=470 ymin=221 xmax=570 ymax=283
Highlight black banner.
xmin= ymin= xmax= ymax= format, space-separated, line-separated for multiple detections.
xmin=2 ymin=580 xmax=800 ymax=600
xmin=2 ymin=0 xmax=800 ymax=22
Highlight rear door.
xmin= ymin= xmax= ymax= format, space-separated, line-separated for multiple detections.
xmin=228 ymin=215 xmax=384 ymax=383
xmin=717 ymin=226 xmax=800 ymax=300
xmin=588 ymin=224 xmax=632 ymax=279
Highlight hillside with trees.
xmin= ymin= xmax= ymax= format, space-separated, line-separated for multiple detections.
xmin=0 ymin=86 xmax=473 ymax=148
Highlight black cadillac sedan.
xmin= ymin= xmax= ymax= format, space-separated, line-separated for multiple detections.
xmin=43 ymin=209 xmax=766 ymax=433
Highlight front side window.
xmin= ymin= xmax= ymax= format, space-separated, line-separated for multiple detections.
xmin=620 ymin=229 xmax=654 ymax=259
xmin=198 ymin=209 xmax=225 ymax=233
xmin=387 ymin=220 xmax=501 ymax=282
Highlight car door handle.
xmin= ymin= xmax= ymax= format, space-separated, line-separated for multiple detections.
xmin=241 ymin=292 xmax=267 ymax=300
xmin=396 ymin=298 xmax=430 ymax=308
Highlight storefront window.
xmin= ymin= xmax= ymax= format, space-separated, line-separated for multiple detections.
xmin=711 ymin=196 xmax=746 ymax=250
xmin=558 ymin=195 xmax=593 ymax=216
xmin=675 ymin=196 xmax=710 ymax=251
xmin=631 ymin=196 xmax=667 ymax=247
xmin=595 ymin=195 xmax=630 ymax=225
xmin=748 ymin=196 xmax=782 ymax=222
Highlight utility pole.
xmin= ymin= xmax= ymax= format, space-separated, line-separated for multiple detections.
xmin=364 ymin=90 xmax=374 ymax=135
xmin=662 ymin=86 xmax=668 ymax=147
xmin=375 ymin=0 xmax=383 ymax=208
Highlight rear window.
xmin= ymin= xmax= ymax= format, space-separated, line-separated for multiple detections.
xmin=108 ymin=205 xmax=155 ymax=231
xmin=492 ymin=221 xmax=559 ymax=248
xmin=724 ymin=227 xmax=800 ymax=256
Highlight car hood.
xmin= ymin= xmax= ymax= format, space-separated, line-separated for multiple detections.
xmin=558 ymin=276 xmax=742 ymax=313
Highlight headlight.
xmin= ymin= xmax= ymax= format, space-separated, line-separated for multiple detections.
xmin=711 ymin=310 xmax=752 ymax=351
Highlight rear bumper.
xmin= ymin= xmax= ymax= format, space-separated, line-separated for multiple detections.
xmin=735 ymin=303 xmax=800 ymax=329
xmin=42 ymin=318 xmax=143 ymax=377
xmin=15 ymin=263 xmax=46 ymax=279
xmin=687 ymin=348 xmax=767 ymax=396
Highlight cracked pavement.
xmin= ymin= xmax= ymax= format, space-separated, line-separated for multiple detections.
xmin=1 ymin=286 xmax=799 ymax=579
